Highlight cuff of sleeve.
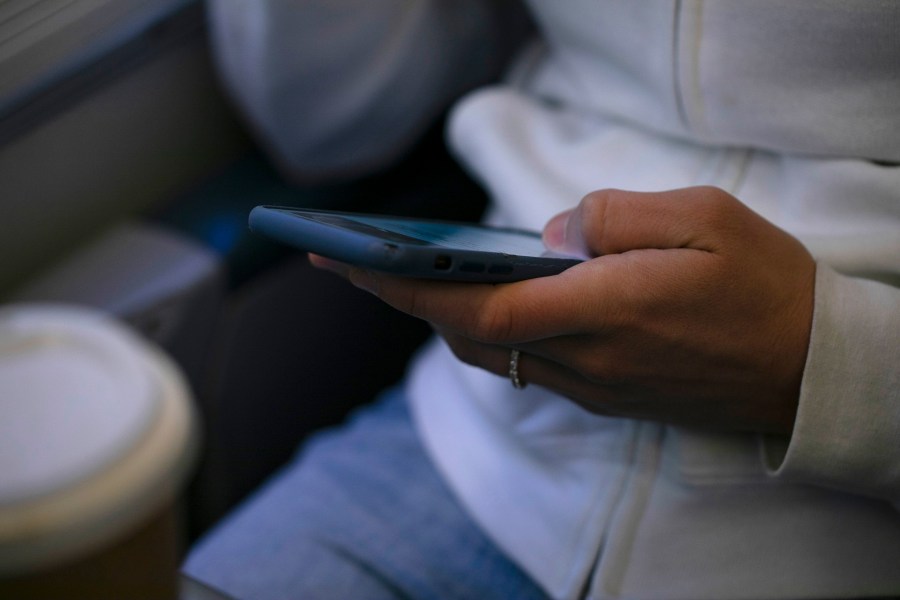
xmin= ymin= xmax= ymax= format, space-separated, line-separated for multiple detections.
xmin=761 ymin=263 xmax=900 ymax=501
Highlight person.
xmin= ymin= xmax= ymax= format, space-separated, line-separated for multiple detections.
xmin=183 ymin=1 xmax=900 ymax=598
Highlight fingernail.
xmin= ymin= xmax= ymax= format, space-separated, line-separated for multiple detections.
xmin=542 ymin=212 xmax=570 ymax=251
xmin=349 ymin=269 xmax=379 ymax=295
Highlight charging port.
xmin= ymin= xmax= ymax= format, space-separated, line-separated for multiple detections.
xmin=434 ymin=255 xmax=452 ymax=270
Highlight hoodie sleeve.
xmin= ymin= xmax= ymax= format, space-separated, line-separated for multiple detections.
xmin=207 ymin=0 xmax=531 ymax=181
xmin=763 ymin=263 xmax=900 ymax=507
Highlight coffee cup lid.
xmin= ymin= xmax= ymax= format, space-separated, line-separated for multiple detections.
xmin=0 ymin=304 xmax=197 ymax=575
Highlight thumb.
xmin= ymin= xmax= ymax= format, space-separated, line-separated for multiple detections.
xmin=541 ymin=209 xmax=585 ymax=258
xmin=544 ymin=187 xmax=739 ymax=257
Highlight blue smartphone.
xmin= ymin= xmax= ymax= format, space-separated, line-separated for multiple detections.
xmin=249 ymin=206 xmax=582 ymax=282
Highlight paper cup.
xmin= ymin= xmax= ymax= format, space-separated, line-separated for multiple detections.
xmin=0 ymin=304 xmax=198 ymax=598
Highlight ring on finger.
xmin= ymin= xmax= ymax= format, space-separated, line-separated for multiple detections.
xmin=509 ymin=349 xmax=527 ymax=390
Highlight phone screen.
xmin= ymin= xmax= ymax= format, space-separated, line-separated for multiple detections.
xmin=293 ymin=211 xmax=550 ymax=257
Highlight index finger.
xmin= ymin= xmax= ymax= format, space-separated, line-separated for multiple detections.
xmin=349 ymin=263 xmax=612 ymax=344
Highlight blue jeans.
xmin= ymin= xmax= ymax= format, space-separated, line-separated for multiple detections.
xmin=182 ymin=388 xmax=549 ymax=600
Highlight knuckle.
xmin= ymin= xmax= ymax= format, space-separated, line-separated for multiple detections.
xmin=581 ymin=189 xmax=608 ymax=210
xmin=694 ymin=186 xmax=739 ymax=223
xmin=680 ymin=186 xmax=747 ymax=246
xmin=579 ymin=189 xmax=614 ymax=253
xmin=580 ymin=189 xmax=613 ymax=224
xmin=468 ymin=298 xmax=516 ymax=344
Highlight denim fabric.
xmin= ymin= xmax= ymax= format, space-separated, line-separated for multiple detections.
xmin=182 ymin=388 xmax=549 ymax=600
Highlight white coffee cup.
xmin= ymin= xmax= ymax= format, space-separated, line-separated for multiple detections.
xmin=0 ymin=304 xmax=198 ymax=598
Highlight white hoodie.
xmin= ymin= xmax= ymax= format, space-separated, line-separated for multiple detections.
xmin=210 ymin=1 xmax=900 ymax=597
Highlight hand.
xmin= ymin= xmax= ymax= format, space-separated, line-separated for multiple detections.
xmin=312 ymin=187 xmax=816 ymax=435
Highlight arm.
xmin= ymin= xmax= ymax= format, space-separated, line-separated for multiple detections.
xmin=208 ymin=0 xmax=532 ymax=180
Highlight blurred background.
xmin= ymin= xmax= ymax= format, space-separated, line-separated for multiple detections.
xmin=0 ymin=0 xmax=487 ymax=594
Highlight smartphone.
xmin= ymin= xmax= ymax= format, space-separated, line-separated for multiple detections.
xmin=249 ymin=206 xmax=582 ymax=282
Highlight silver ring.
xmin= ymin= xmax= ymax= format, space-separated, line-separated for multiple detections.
xmin=509 ymin=349 xmax=526 ymax=390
